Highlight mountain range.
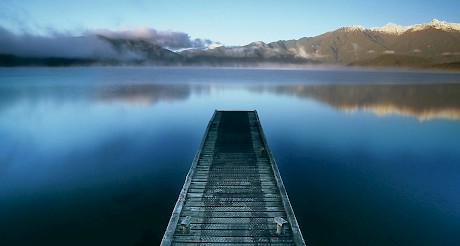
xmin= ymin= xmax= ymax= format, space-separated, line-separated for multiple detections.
xmin=1 ymin=19 xmax=460 ymax=69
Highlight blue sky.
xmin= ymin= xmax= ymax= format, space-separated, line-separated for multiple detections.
xmin=1 ymin=0 xmax=459 ymax=46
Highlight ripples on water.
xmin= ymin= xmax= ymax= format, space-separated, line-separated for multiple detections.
xmin=0 ymin=67 xmax=460 ymax=245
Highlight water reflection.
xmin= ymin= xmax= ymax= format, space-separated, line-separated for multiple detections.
xmin=255 ymin=83 xmax=460 ymax=120
xmin=3 ymin=76 xmax=460 ymax=122
xmin=88 ymin=82 xmax=460 ymax=121
xmin=94 ymin=84 xmax=210 ymax=105
xmin=1 ymin=68 xmax=460 ymax=245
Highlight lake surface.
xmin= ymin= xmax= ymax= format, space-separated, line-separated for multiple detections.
xmin=1 ymin=67 xmax=460 ymax=245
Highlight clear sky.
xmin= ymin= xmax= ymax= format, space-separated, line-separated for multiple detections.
xmin=1 ymin=0 xmax=459 ymax=46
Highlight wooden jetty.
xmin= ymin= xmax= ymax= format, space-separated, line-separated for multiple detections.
xmin=161 ymin=110 xmax=306 ymax=245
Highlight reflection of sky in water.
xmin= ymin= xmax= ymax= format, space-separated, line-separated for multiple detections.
xmin=1 ymin=67 xmax=460 ymax=245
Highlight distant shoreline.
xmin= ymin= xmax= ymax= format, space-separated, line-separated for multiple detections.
xmin=1 ymin=54 xmax=460 ymax=72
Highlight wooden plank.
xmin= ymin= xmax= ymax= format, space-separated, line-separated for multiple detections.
xmin=182 ymin=207 xmax=285 ymax=212
xmin=184 ymin=223 xmax=292 ymax=230
xmin=191 ymin=178 xmax=276 ymax=182
xmin=183 ymin=201 xmax=284 ymax=207
xmin=173 ymin=243 xmax=296 ymax=246
xmin=172 ymin=236 xmax=295 ymax=244
xmin=190 ymin=181 xmax=276 ymax=186
xmin=186 ymin=193 xmax=281 ymax=198
xmin=189 ymin=184 xmax=276 ymax=188
xmin=185 ymin=197 xmax=283 ymax=202
xmin=173 ymin=230 xmax=294 ymax=238
xmin=178 ymin=217 xmax=288 ymax=225
xmin=180 ymin=211 xmax=287 ymax=218
xmin=187 ymin=188 xmax=280 ymax=193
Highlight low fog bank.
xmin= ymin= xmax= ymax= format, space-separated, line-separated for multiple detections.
xmin=0 ymin=26 xmax=219 ymax=61
xmin=0 ymin=27 xmax=116 ymax=59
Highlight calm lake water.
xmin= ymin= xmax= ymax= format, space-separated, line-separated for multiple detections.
xmin=1 ymin=67 xmax=460 ymax=245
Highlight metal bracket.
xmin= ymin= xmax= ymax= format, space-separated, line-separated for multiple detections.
xmin=274 ymin=217 xmax=288 ymax=235
xmin=180 ymin=216 xmax=192 ymax=234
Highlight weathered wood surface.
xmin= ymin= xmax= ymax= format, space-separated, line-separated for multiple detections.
xmin=161 ymin=111 xmax=306 ymax=245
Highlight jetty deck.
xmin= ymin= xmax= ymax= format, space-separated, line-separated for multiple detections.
xmin=161 ymin=110 xmax=306 ymax=245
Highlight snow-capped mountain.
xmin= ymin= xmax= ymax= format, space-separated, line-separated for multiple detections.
xmin=369 ymin=19 xmax=460 ymax=35
xmin=340 ymin=19 xmax=460 ymax=35
xmin=181 ymin=19 xmax=460 ymax=68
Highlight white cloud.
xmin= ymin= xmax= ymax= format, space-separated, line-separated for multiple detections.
xmin=86 ymin=27 xmax=219 ymax=50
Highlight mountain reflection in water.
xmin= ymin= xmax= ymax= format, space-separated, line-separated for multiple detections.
xmin=94 ymin=84 xmax=210 ymax=105
xmin=255 ymin=83 xmax=460 ymax=121
xmin=92 ymin=83 xmax=460 ymax=121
